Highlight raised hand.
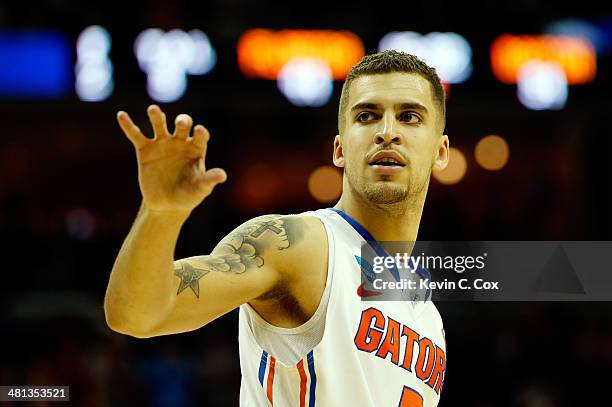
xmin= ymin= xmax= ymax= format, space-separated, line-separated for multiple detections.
xmin=117 ymin=105 xmax=227 ymax=215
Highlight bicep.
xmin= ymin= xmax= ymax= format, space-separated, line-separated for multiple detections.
xmin=147 ymin=214 xmax=308 ymax=336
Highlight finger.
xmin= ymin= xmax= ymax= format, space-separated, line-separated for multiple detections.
xmin=147 ymin=105 xmax=169 ymax=138
xmin=191 ymin=124 xmax=210 ymax=153
xmin=117 ymin=111 xmax=148 ymax=148
xmin=203 ymin=168 xmax=227 ymax=185
xmin=174 ymin=114 xmax=193 ymax=140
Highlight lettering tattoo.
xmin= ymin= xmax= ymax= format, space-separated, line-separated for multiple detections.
xmin=173 ymin=215 xmax=305 ymax=298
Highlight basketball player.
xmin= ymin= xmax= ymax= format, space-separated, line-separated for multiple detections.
xmin=105 ymin=50 xmax=450 ymax=406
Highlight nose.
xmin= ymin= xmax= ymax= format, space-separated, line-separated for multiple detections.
xmin=374 ymin=112 xmax=402 ymax=145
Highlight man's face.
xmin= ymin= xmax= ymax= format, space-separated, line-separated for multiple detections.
xmin=334 ymin=72 xmax=449 ymax=205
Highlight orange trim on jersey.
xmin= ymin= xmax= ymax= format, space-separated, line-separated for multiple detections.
xmin=296 ymin=359 xmax=307 ymax=407
xmin=267 ymin=356 xmax=276 ymax=404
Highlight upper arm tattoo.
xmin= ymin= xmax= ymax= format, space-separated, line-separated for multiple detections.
xmin=173 ymin=215 xmax=305 ymax=298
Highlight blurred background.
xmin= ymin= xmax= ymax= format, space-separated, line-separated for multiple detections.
xmin=1 ymin=0 xmax=611 ymax=405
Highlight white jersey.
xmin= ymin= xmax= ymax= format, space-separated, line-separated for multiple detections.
xmin=238 ymin=208 xmax=447 ymax=406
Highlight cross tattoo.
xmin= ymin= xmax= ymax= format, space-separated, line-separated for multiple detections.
xmin=250 ymin=220 xmax=283 ymax=238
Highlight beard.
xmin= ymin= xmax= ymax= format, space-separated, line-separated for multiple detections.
xmin=363 ymin=180 xmax=409 ymax=204
xmin=345 ymin=162 xmax=430 ymax=206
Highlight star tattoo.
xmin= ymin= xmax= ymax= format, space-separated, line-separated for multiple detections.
xmin=174 ymin=262 xmax=209 ymax=298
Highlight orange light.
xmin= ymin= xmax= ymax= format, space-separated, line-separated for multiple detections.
xmin=237 ymin=29 xmax=365 ymax=80
xmin=238 ymin=164 xmax=280 ymax=209
xmin=475 ymin=135 xmax=510 ymax=171
xmin=433 ymin=148 xmax=467 ymax=185
xmin=442 ymin=83 xmax=451 ymax=99
xmin=491 ymin=34 xmax=596 ymax=84
xmin=308 ymin=165 xmax=342 ymax=202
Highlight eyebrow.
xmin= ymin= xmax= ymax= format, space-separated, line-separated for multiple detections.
xmin=350 ymin=102 xmax=429 ymax=115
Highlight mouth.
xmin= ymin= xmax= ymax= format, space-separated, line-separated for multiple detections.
xmin=368 ymin=158 xmax=406 ymax=167
xmin=367 ymin=151 xmax=407 ymax=174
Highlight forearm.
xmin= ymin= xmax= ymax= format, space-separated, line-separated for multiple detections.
xmin=104 ymin=202 xmax=190 ymax=336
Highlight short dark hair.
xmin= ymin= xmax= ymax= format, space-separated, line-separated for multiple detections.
xmin=338 ymin=50 xmax=446 ymax=133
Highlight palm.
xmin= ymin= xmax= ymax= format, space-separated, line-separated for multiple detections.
xmin=117 ymin=105 xmax=227 ymax=214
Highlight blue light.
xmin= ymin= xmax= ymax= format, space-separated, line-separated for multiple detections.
xmin=0 ymin=31 xmax=71 ymax=98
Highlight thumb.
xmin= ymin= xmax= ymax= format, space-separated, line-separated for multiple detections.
xmin=202 ymin=168 xmax=227 ymax=186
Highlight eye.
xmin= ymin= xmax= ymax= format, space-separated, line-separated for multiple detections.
xmin=399 ymin=112 xmax=421 ymax=123
xmin=356 ymin=111 xmax=378 ymax=122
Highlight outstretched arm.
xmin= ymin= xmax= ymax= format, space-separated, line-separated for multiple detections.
xmin=103 ymin=105 xmax=321 ymax=338
xmin=153 ymin=213 xmax=309 ymax=337
xmin=104 ymin=104 xmax=228 ymax=337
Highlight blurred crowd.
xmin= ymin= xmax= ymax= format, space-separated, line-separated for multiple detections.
xmin=1 ymin=0 xmax=611 ymax=406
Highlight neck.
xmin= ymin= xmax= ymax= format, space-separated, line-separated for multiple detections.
xmin=334 ymin=183 xmax=428 ymax=242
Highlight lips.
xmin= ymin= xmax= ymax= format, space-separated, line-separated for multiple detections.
xmin=368 ymin=150 xmax=407 ymax=167
xmin=368 ymin=151 xmax=407 ymax=175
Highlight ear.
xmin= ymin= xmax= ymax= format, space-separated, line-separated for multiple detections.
xmin=433 ymin=134 xmax=449 ymax=171
xmin=332 ymin=134 xmax=345 ymax=168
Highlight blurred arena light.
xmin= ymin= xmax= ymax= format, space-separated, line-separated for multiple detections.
xmin=237 ymin=29 xmax=364 ymax=80
xmin=544 ymin=18 xmax=610 ymax=54
xmin=308 ymin=166 xmax=342 ymax=202
xmin=490 ymin=34 xmax=596 ymax=85
xmin=433 ymin=148 xmax=467 ymax=185
xmin=475 ymin=135 xmax=510 ymax=171
xmin=517 ymin=61 xmax=568 ymax=110
xmin=277 ymin=58 xmax=333 ymax=107
xmin=237 ymin=163 xmax=280 ymax=210
xmin=134 ymin=28 xmax=216 ymax=102
xmin=378 ymin=32 xmax=472 ymax=84
xmin=0 ymin=30 xmax=70 ymax=98
xmin=75 ymin=26 xmax=113 ymax=102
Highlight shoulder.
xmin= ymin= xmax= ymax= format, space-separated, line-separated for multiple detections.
xmin=235 ymin=213 xmax=329 ymax=325
xmin=425 ymin=301 xmax=445 ymax=329
xmin=212 ymin=213 xmax=327 ymax=270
